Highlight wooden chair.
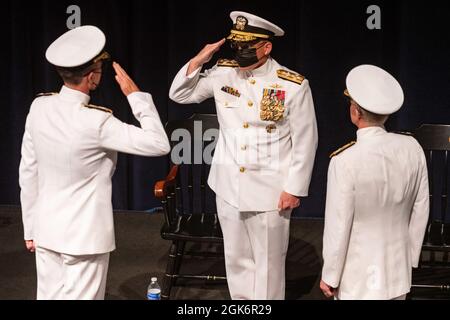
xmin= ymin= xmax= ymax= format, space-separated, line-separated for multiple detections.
xmin=154 ymin=114 xmax=226 ymax=299
xmin=411 ymin=124 xmax=450 ymax=296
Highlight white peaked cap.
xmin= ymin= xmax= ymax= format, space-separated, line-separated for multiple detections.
xmin=346 ymin=64 xmax=404 ymax=115
xmin=228 ymin=11 xmax=284 ymax=42
xmin=46 ymin=25 xmax=106 ymax=68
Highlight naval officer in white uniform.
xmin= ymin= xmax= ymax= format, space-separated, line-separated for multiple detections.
xmin=169 ymin=12 xmax=318 ymax=300
xmin=320 ymin=65 xmax=429 ymax=300
xmin=19 ymin=25 xmax=170 ymax=300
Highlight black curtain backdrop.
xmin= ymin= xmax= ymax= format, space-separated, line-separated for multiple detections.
xmin=1 ymin=0 xmax=449 ymax=217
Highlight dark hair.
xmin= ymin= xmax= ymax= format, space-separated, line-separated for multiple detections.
xmin=56 ymin=63 xmax=99 ymax=85
xmin=356 ymin=104 xmax=389 ymax=124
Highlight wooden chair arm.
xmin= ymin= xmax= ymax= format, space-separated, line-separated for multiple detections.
xmin=154 ymin=165 xmax=179 ymax=199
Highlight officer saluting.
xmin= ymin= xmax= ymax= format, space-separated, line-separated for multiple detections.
xmin=321 ymin=65 xmax=429 ymax=300
xmin=19 ymin=26 xmax=170 ymax=300
xmin=169 ymin=12 xmax=318 ymax=300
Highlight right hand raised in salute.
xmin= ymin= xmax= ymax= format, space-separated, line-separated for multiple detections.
xmin=187 ymin=38 xmax=226 ymax=76
xmin=113 ymin=62 xmax=141 ymax=97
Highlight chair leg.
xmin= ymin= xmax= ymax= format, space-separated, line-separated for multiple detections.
xmin=173 ymin=241 xmax=186 ymax=286
xmin=161 ymin=241 xmax=179 ymax=300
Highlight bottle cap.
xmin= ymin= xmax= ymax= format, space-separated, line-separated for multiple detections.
xmin=151 ymin=277 xmax=157 ymax=282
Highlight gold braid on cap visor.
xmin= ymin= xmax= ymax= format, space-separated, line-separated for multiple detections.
xmin=227 ymin=30 xmax=270 ymax=42
xmin=93 ymin=51 xmax=111 ymax=64
xmin=344 ymin=89 xmax=353 ymax=99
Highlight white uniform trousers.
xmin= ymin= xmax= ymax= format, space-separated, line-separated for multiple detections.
xmin=36 ymin=246 xmax=110 ymax=300
xmin=216 ymin=196 xmax=291 ymax=300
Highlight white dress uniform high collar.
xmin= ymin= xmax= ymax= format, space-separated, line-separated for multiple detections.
xmin=357 ymin=125 xmax=386 ymax=140
xmin=59 ymin=85 xmax=90 ymax=104
xmin=240 ymin=57 xmax=273 ymax=78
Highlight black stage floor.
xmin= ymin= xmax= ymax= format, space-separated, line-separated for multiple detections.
xmin=0 ymin=206 xmax=448 ymax=300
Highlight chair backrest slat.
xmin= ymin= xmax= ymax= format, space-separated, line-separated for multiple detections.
xmin=413 ymin=124 xmax=450 ymax=248
xmin=176 ymin=174 xmax=183 ymax=215
xmin=429 ymin=150 xmax=434 ymax=220
xmin=442 ymin=150 xmax=448 ymax=223
xmin=164 ymin=114 xmax=219 ymax=216
xmin=187 ymin=162 xmax=194 ymax=214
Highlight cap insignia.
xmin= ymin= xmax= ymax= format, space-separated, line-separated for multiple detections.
xmin=236 ymin=16 xmax=248 ymax=31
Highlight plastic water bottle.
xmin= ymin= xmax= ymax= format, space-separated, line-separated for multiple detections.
xmin=147 ymin=277 xmax=161 ymax=300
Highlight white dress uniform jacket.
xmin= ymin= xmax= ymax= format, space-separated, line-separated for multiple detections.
xmin=322 ymin=127 xmax=429 ymax=300
xmin=169 ymin=58 xmax=318 ymax=211
xmin=19 ymin=86 xmax=170 ymax=255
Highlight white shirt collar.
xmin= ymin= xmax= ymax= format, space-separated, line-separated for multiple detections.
xmin=242 ymin=57 xmax=273 ymax=78
xmin=357 ymin=126 xmax=387 ymax=141
xmin=59 ymin=86 xmax=90 ymax=105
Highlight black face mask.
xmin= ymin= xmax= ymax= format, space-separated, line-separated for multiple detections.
xmin=233 ymin=43 xmax=265 ymax=68
xmin=234 ymin=47 xmax=259 ymax=68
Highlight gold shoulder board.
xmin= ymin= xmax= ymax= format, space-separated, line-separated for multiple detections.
xmin=83 ymin=104 xmax=113 ymax=114
xmin=394 ymin=131 xmax=413 ymax=136
xmin=329 ymin=141 xmax=356 ymax=158
xmin=217 ymin=59 xmax=239 ymax=68
xmin=277 ymin=69 xmax=305 ymax=85
xmin=36 ymin=92 xmax=58 ymax=97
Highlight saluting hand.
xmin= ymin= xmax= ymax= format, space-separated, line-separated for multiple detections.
xmin=113 ymin=62 xmax=140 ymax=96
xmin=187 ymin=38 xmax=226 ymax=75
